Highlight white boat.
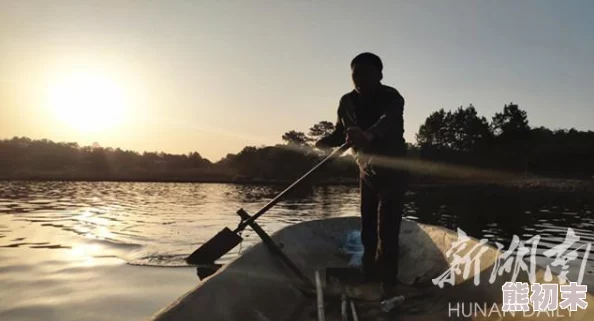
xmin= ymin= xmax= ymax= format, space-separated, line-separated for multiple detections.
xmin=149 ymin=217 xmax=594 ymax=320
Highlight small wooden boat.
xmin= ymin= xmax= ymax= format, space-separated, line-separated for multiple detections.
xmin=149 ymin=217 xmax=594 ymax=321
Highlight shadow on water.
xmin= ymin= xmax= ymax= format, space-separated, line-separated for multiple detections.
xmin=230 ymin=184 xmax=318 ymax=203
xmin=410 ymin=184 xmax=594 ymax=279
xmin=411 ymin=185 xmax=593 ymax=241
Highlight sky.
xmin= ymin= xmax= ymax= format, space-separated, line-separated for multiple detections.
xmin=1 ymin=1 xmax=593 ymax=162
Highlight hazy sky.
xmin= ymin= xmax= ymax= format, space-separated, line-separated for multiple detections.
xmin=1 ymin=1 xmax=593 ymax=161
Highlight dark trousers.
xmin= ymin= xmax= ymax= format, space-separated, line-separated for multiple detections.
xmin=359 ymin=168 xmax=408 ymax=284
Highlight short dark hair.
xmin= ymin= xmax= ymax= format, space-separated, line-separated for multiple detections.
xmin=350 ymin=52 xmax=383 ymax=72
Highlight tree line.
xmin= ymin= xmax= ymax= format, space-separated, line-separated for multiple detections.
xmin=415 ymin=103 xmax=593 ymax=179
xmin=0 ymin=102 xmax=592 ymax=183
xmin=0 ymin=127 xmax=358 ymax=183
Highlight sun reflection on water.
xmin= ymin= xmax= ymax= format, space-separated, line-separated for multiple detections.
xmin=70 ymin=243 xmax=101 ymax=266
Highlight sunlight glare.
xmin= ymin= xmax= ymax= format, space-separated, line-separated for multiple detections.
xmin=46 ymin=70 xmax=128 ymax=132
xmin=70 ymin=243 xmax=101 ymax=265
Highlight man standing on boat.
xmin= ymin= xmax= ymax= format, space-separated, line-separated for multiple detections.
xmin=315 ymin=52 xmax=409 ymax=291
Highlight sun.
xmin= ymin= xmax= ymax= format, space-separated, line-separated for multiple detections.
xmin=46 ymin=70 xmax=128 ymax=133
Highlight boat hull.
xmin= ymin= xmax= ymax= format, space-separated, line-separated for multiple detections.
xmin=150 ymin=217 xmax=594 ymax=320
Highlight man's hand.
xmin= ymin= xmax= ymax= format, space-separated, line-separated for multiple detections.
xmin=346 ymin=127 xmax=374 ymax=147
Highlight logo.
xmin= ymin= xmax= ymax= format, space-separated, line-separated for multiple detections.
xmin=432 ymin=228 xmax=590 ymax=315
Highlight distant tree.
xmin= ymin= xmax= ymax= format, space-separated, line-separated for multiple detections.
xmin=282 ymin=130 xmax=310 ymax=146
xmin=406 ymin=143 xmax=421 ymax=158
xmin=188 ymin=152 xmax=211 ymax=168
xmin=488 ymin=103 xmax=531 ymax=171
xmin=448 ymin=105 xmax=492 ymax=152
xmin=416 ymin=105 xmax=490 ymax=152
xmin=491 ymin=103 xmax=530 ymax=139
xmin=87 ymin=147 xmax=110 ymax=173
xmin=416 ymin=109 xmax=450 ymax=149
xmin=307 ymin=121 xmax=335 ymax=142
xmin=417 ymin=105 xmax=495 ymax=168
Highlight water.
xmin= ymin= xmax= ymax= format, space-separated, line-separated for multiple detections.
xmin=0 ymin=181 xmax=593 ymax=320
xmin=0 ymin=181 xmax=360 ymax=267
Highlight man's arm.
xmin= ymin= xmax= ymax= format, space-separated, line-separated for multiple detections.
xmin=365 ymin=90 xmax=405 ymax=140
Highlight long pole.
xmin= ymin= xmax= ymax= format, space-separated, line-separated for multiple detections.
xmin=315 ymin=270 xmax=325 ymax=321
xmin=235 ymin=143 xmax=350 ymax=232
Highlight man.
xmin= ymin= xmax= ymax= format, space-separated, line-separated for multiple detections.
xmin=315 ymin=52 xmax=409 ymax=289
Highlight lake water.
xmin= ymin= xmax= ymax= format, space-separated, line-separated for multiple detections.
xmin=0 ymin=181 xmax=593 ymax=321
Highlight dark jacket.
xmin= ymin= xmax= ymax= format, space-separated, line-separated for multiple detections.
xmin=317 ymin=84 xmax=406 ymax=176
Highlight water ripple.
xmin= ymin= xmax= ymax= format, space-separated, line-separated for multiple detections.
xmin=0 ymin=181 xmax=592 ymax=278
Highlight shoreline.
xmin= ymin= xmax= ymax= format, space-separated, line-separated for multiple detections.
xmin=1 ymin=176 xmax=592 ymax=193
xmin=0 ymin=176 xmax=360 ymax=186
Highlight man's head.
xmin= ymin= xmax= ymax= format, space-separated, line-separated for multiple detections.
xmin=350 ymin=52 xmax=383 ymax=95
